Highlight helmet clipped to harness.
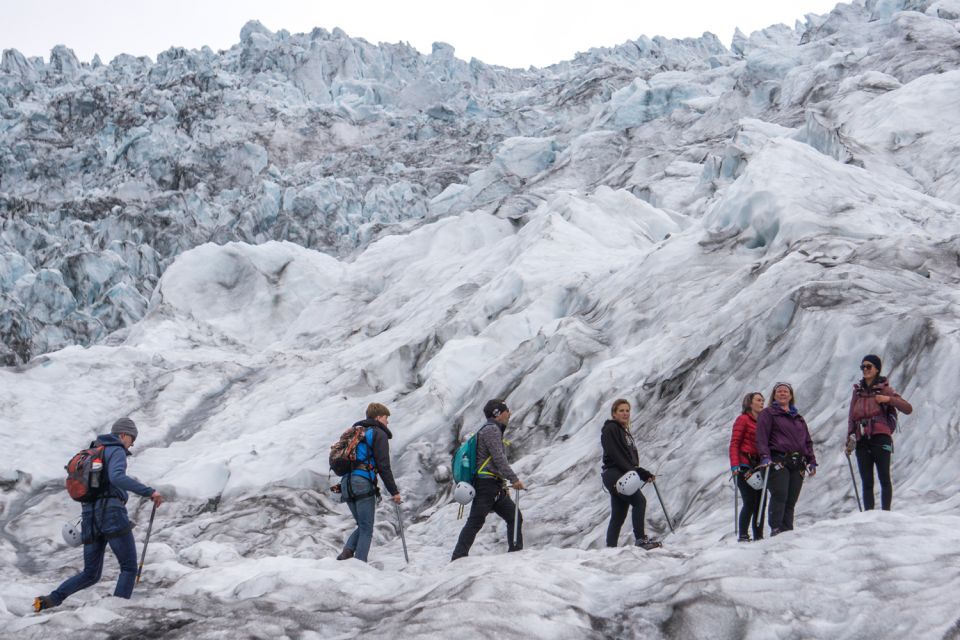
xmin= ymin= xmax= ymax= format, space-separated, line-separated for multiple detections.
xmin=62 ymin=518 xmax=82 ymax=547
xmin=615 ymin=470 xmax=643 ymax=496
xmin=452 ymin=481 xmax=476 ymax=505
xmin=745 ymin=468 xmax=764 ymax=491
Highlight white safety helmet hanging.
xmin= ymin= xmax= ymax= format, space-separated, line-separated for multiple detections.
xmin=62 ymin=518 xmax=83 ymax=547
xmin=452 ymin=481 xmax=476 ymax=505
xmin=745 ymin=469 xmax=764 ymax=491
xmin=615 ymin=470 xmax=643 ymax=496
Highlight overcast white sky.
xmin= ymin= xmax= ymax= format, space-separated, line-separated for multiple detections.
xmin=2 ymin=0 xmax=842 ymax=69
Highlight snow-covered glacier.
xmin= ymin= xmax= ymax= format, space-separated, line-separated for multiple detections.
xmin=2 ymin=1 xmax=960 ymax=638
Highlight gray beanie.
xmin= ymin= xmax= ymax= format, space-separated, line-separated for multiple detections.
xmin=111 ymin=418 xmax=138 ymax=440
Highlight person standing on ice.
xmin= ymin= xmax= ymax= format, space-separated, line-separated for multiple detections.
xmin=729 ymin=392 xmax=765 ymax=542
xmin=756 ymin=383 xmax=817 ymax=537
xmin=451 ymin=399 xmax=525 ymax=560
xmin=336 ymin=403 xmax=402 ymax=562
xmin=600 ymin=398 xmax=660 ymax=549
xmin=34 ymin=418 xmax=163 ymax=612
xmin=845 ymin=354 xmax=912 ymax=511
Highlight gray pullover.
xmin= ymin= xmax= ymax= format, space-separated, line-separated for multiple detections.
xmin=475 ymin=420 xmax=518 ymax=483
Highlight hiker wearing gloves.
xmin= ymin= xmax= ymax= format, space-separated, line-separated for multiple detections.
xmin=729 ymin=392 xmax=764 ymax=541
xmin=34 ymin=418 xmax=163 ymax=612
xmin=845 ymin=355 xmax=913 ymax=511
xmin=756 ymin=383 xmax=817 ymax=537
xmin=601 ymin=399 xmax=659 ymax=549
xmin=451 ymin=399 xmax=525 ymax=560
xmin=336 ymin=403 xmax=402 ymax=562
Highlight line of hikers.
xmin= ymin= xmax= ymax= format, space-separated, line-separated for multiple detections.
xmin=33 ymin=353 xmax=912 ymax=611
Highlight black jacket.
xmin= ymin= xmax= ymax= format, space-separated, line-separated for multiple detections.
xmin=353 ymin=419 xmax=399 ymax=496
xmin=600 ymin=420 xmax=652 ymax=481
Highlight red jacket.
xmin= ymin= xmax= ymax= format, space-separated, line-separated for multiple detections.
xmin=847 ymin=377 xmax=912 ymax=439
xmin=728 ymin=413 xmax=759 ymax=469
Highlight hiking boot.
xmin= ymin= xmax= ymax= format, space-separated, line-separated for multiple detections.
xmin=33 ymin=596 xmax=56 ymax=612
xmin=635 ymin=536 xmax=662 ymax=550
xmin=770 ymin=528 xmax=784 ymax=537
xmin=336 ymin=548 xmax=354 ymax=561
xmin=737 ymin=535 xmax=751 ymax=543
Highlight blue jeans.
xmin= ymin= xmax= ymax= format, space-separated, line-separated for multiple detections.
xmin=342 ymin=475 xmax=377 ymax=562
xmin=50 ymin=507 xmax=138 ymax=604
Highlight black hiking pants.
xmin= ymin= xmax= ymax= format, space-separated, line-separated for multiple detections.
xmin=856 ymin=434 xmax=893 ymax=511
xmin=451 ymin=478 xmax=523 ymax=560
xmin=766 ymin=464 xmax=804 ymax=532
xmin=736 ymin=474 xmax=763 ymax=539
xmin=602 ymin=471 xmax=648 ymax=546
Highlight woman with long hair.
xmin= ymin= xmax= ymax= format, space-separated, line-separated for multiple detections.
xmin=729 ymin=391 xmax=764 ymax=541
xmin=600 ymin=399 xmax=659 ymax=549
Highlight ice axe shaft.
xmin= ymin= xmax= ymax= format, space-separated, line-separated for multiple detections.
xmin=394 ymin=503 xmax=409 ymax=564
xmin=733 ymin=475 xmax=739 ymax=536
xmin=135 ymin=502 xmax=157 ymax=585
xmin=652 ymin=481 xmax=675 ymax=534
xmin=513 ymin=488 xmax=520 ymax=547
xmin=846 ymin=454 xmax=863 ymax=512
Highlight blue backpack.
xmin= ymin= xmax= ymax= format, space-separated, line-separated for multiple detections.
xmin=452 ymin=430 xmax=492 ymax=484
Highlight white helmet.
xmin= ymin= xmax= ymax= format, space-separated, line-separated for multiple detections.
xmin=745 ymin=469 xmax=764 ymax=491
xmin=62 ymin=518 xmax=82 ymax=547
xmin=452 ymin=482 xmax=476 ymax=505
xmin=615 ymin=471 xmax=643 ymax=496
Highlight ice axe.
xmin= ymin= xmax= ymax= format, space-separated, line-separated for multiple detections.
xmin=135 ymin=502 xmax=157 ymax=584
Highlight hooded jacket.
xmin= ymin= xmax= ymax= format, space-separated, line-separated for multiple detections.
xmin=847 ymin=376 xmax=913 ymax=439
xmin=756 ymin=404 xmax=817 ymax=466
xmin=600 ymin=420 xmax=652 ymax=481
xmin=350 ymin=418 xmax=400 ymax=496
xmin=81 ymin=433 xmax=155 ymax=513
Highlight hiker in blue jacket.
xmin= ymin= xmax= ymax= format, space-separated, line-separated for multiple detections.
xmin=451 ymin=399 xmax=526 ymax=560
xmin=336 ymin=403 xmax=402 ymax=562
xmin=34 ymin=418 xmax=163 ymax=612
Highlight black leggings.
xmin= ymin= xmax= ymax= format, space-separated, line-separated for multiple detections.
xmin=766 ymin=465 xmax=804 ymax=532
xmin=856 ymin=434 xmax=893 ymax=511
xmin=736 ymin=474 xmax=763 ymax=539
xmin=603 ymin=473 xmax=648 ymax=546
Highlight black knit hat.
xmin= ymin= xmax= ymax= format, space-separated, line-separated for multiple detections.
xmin=861 ymin=354 xmax=882 ymax=373
xmin=483 ymin=399 xmax=509 ymax=419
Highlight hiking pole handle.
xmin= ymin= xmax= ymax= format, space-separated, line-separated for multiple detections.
xmin=136 ymin=502 xmax=158 ymax=585
xmin=652 ymin=481 xmax=675 ymax=534
xmin=394 ymin=503 xmax=409 ymax=564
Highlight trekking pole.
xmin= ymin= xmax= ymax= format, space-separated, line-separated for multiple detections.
xmin=136 ymin=502 xmax=157 ymax=585
xmin=394 ymin=503 xmax=409 ymax=564
xmin=513 ymin=488 xmax=520 ymax=547
xmin=651 ymin=481 xmax=675 ymax=534
xmin=846 ymin=454 xmax=863 ymax=512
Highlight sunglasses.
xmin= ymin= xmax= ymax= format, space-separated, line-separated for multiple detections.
xmin=860 ymin=364 xmax=875 ymax=371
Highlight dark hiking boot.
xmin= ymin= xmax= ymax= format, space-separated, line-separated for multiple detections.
xmin=770 ymin=528 xmax=784 ymax=537
xmin=737 ymin=535 xmax=751 ymax=543
xmin=336 ymin=548 xmax=354 ymax=561
xmin=33 ymin=596 xmax=56 ymax=612
xmin=635 ymin=536 xmax=662 ymax=550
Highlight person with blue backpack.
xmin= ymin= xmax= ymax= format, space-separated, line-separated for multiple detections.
xmin=451 ymin=399 xmax=525 ymax=561
xmin=336 ymin=403 xmax=402 ymax=562
xmin=33 ymin=418 xmax=163 ymax=612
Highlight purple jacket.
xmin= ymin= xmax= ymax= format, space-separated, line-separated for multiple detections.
xmin=756 ymin=404 xmax=817 ymax=466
